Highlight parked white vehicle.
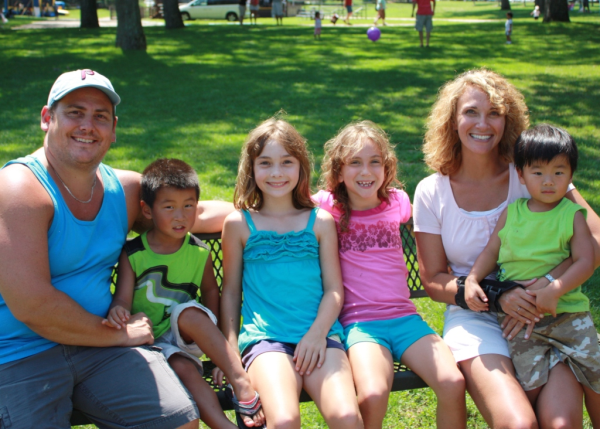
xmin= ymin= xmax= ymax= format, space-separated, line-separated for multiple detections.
xmin=179 ymin=0 xmax=243 ymax=21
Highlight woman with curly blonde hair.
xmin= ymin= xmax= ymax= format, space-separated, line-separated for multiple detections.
xmin=413 ymin=69 xmax=600 ymax=427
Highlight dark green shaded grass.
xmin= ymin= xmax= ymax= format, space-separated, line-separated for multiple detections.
xmin=1 ymin=6 xmax=599 ymax=427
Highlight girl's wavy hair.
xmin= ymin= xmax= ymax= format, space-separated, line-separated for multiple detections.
xmin=319 ymin=120 xmax=401 ymax=232
xmin=423 ymin=68 xmax=530 ymax=176
xmin=234 ymin=117 xmax=315 ymax=211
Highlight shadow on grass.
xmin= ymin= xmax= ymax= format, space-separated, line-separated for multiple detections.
xmin=0 ymin=22 xmax=598 ymax=197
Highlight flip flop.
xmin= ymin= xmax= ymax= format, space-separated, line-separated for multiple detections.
xmin=225 ymin=385 xmax=266 ymax=429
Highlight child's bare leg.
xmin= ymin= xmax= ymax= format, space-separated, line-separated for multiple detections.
xmin=248 ymin=352 xmax=303 ymax=429
xmin=169 ymin=354 xmax=237 ymax=429
xmin=347 ymin=343 xmax=394 ymax=429
xmin=401 ymin=335 xmax=466 ymax=429
xmin=304 ymin=348 xmax=363 ymax=429
xmin=583 ymin=385 xmax=600 ymax=428
xmin=536 ymin=363 xmax=583 ymax=429
xmin=177 ymin=308 xmax=263 ymax=427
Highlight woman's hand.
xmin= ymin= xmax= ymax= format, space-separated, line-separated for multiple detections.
xmin=498 ymin=282 xmax=542 ymax=339
xmin=464 ymin=276 xmax=489 ymax=312
xmin=293 ymin=329 xmax=327 ymax=376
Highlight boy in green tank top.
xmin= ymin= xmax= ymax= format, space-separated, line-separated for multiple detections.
xmin=102 ymin=159 xmax=265 ymax=429
xmin=464 ymin=125 xmax=600 ymax=410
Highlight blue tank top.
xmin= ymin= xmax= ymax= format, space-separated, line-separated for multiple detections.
xmin=237 ymin=208 xmax=344 ymax=354
xmin=0 ymin=156 xmax=128 ymax=364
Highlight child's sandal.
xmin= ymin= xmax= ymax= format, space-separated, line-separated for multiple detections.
xmin=225 ymin=385 xmax=266 ymax=429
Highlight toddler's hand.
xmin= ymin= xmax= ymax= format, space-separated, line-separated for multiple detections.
xmin=527 ymin=286 xmax=559 ymax=317
xmin=293 ymin=330 xmax=326 ymax=376
xmin=102 ymin=305 xmax=130 ymax=329
xmin=465 ymin=276 xmax=489 ymax=312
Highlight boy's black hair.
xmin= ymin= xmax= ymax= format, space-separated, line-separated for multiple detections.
xmin=514 ymin=124 xmax=578 ymax=173
xmin=141 ymin=158 xmax=200 ymax=207
xmin=507 ymin=12 xmax=513 ymax=17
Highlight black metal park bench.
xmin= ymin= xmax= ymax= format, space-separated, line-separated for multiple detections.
xmin=71 ymin=219 xmax=428 ymax=427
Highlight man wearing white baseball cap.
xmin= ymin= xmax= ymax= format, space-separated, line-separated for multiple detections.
xmin=0 ymin=69 xmax=232 ymax=428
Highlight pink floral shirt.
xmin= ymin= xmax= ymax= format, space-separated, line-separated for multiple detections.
xmin=313 ymin=189 xmax=417 ymax=326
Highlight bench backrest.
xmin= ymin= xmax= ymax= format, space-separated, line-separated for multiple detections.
xmin=193 ymin=218 xmax=427 ymax=299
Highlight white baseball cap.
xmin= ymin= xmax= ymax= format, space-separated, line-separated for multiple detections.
xmin=47 ymin=69 xmax=121 ymax=108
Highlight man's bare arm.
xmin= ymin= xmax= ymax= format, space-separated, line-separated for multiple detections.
xmin=0 ymin=165 xmax=153 ymax=347
xmin=115 ymin=168 xmax=234 ymax=235
xmin=193 ymin=201 xmax=235 ymax=233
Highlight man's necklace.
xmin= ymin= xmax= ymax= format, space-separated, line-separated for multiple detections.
xmin=48 ymin=161 xmax=97 ymax=204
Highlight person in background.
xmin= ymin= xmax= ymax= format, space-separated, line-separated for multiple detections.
xmin=250 ymin=0 xmax=259 ymax=24
xmin=412 ymin=0 xmax=435 ymax=47
xmin=505 ymin=12 xmax=513 ymax=44
xmin=239 ymin=0 xmax=247 ymax=25
xmin=314 ymin=10 xmax=322 ymax=39
xmin=373 ymin=0 xmax=386 ymax=26
xmin=272 ymin=0 xmax=283 ymax=25
xmin=344 ymin=0 xmax=353 ymax=24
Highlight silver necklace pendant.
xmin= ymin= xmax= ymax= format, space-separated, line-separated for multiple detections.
xmin=51 ymin=164 xmax=98 ymax=204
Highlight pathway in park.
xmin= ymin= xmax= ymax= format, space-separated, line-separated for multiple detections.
xmin=12 ymin=17 xmax=165 ymax=29
xmin=12 ymin=15 xmax=500 ymax=30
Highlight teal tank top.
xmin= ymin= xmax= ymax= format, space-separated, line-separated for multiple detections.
xmin=238 ymin=208 xmax=344 ymax=354
xmin=0 ymin=156 xmax=128 ymax=364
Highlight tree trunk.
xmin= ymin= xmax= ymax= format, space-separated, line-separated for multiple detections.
xmin=163 ymin=0 xmax=184 ymax=29
xmin=116 ymin=0 xmax=147 ymax=50
xmin=543 ymin=0 xmax=570 ymax=21
xmin=500 ymin=0 xmax=511 ymax=10
xmin=80 ymin=0 xmax=100 ymax=28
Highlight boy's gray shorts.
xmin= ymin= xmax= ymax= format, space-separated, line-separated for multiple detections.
xmin=0 ymin=344 xmax=199 ymax=428
xmin=415 ymin=14 xmax=433 ymax=32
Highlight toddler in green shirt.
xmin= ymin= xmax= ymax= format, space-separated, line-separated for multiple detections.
xmin=465 ymin=125 xmax=600 ymax=411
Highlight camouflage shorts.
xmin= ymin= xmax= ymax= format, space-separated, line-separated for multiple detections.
xmin=498 ymin=312 xmax=600 ymax=393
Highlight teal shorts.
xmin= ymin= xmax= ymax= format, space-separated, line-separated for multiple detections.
xmin=343 ymin=315 xmax=437 ymax=362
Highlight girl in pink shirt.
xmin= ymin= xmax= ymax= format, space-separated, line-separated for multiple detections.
xmin=314 ymin=121 xmax=466 ymax=428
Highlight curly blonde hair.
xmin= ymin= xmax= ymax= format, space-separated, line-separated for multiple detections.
xmin=319 ymin=120 xmax=401 ymax=231
xmin=234 ymin=117 xmax=315 ymax=211
xmin=423 ymin=69 xmax=530 ymax=176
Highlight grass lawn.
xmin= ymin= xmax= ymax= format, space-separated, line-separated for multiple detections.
xmin=1 ymin=2 xmax=599 ymax=427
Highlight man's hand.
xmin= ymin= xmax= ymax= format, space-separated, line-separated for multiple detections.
xmin=121 ymin=313 xmax=154 ymax=347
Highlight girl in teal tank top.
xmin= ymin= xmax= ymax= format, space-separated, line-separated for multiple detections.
xmin=220 ymin=118 xmax=362 ymax=429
